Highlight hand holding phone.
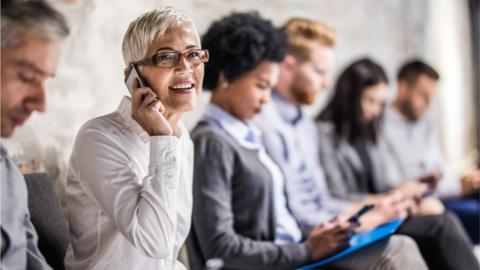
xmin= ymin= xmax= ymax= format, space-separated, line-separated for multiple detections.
xmin=126 ymin=64 xmax=173 ymax=136
xmin=418 ymin=172 xmax=441 ymax=189
xmin=415 ymin=172 xmax=441 ymax=200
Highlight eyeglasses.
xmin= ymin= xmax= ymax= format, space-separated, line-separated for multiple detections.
xmin=133 ymin=49 xmax=209 ymax=68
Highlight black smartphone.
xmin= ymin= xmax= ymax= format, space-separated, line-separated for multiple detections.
xmin=418 ymin=172 xmax=441 ymax=189
xmin=347 ymin=204 xmax=375 ymax=224
xmin=124 ymin=64 xmax=147 ymax=94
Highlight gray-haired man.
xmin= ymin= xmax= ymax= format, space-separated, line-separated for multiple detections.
xmin=1 ymin=0 xmax=69 ymax=269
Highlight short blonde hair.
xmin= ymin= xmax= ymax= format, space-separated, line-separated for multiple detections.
xmin=282 ymin=18 xmax=336 ymax=61
xmin=121 ymin=6 xmax=199 ymax=66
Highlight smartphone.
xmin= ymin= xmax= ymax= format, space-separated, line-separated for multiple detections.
xmin=124 ymin=64 xmax=147 ymax=94
xmin=418 ymin=172 xmax=441 ymax=189
xmin=347 ymin=204 xmax=375 ymax=224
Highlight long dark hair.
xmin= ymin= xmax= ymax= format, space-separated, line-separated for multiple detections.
xmin=317 ymin=58 xmax=388 ymax=144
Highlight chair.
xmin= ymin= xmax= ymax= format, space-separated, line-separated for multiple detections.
xmin=24 ymin=173 xmax=69 ymax=270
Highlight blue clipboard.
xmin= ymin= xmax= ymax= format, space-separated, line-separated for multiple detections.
xmin=299 ymin=218 xmax=406 ymax=270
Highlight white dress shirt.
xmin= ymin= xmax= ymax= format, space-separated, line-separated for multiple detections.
xmin=64 ymin=96 xmax=193 ymax=270
xmin=202 ymin=103 xmax=302 ymax=245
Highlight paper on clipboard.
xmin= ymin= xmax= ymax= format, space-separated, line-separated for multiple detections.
xmin=299 ymin=218 xmax=406 ymax=270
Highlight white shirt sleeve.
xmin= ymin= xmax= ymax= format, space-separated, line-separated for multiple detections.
xmin=70 ymin=126 xmax=182 ymax=259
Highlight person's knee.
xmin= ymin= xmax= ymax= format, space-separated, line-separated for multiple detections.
xmin=388 ymin=235 xmax=419 ymax=255
xmin=443 ymin=211 xmax=464 ymax=228
xmin=437 ymin=212 xmax=464 ymax=237
xmin=381 ymin=235 xmax=427 ymax=270
xmin=441 ymin=212 xmax=473 ymax=243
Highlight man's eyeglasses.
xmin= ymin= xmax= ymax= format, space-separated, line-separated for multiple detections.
xmin=133 ymin=49 xmax=209 ymax=68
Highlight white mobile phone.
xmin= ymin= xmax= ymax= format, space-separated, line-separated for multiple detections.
xmin=124 ymin=64 xmax=147 ymax=94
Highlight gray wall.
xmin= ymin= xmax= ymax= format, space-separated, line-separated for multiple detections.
xmin=2 ymin=0 xmax=429 ymax=188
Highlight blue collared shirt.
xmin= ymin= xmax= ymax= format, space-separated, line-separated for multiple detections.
xmin=1 ymin=147 xmax=51 ymax=270
xmin=202 ymin=103 xmax=302 ymax=244
xmin=254 ymin=92 xmax=348 ymax=234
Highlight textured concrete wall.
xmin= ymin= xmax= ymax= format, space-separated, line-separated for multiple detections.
xmin=2 ymin=0 xmax=429 ymax=192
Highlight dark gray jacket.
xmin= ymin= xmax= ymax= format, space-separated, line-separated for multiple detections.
xmin=187 ymin=122 xmax=311 ymax=270
xmin=316 ymin=122 xmax=387 ymax=201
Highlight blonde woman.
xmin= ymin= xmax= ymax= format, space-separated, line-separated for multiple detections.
xmin=64 ymin=7 xmax=207 ymax=270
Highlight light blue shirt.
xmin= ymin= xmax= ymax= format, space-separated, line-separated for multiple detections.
xmin=202 ymin=103 xmax=302 ymax=244
xmin=254 ymin=92 xmax=348 ymax=234
xmin=380 ymin=107 xmax=460 ymax=198
xmin=1 ymin=147 xmax=51 ymax=270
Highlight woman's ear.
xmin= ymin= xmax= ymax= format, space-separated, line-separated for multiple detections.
xmin=218 ymin=72 xmax=229 ymax=90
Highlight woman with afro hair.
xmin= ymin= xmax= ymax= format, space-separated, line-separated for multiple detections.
xmin=186 ymin=12 xmax=312 ymax=270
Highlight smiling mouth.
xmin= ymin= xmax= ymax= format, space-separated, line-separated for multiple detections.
xmin=169 ymin=83 xmax=195 ymax=94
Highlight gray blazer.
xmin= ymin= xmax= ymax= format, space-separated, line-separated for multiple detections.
xmin=187 ymin=122 xmax=311 ymax=270
xmin=316 ymin=122 xmax=387 ymax=201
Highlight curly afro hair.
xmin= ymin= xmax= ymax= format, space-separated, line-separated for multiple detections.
xmin=201 ymin=12 xmax=289 ymax=91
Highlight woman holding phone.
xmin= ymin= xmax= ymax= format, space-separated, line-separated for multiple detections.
xmin=64 ymin=7 xmax=207 ymax=270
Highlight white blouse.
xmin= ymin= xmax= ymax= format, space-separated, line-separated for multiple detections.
xmin=64 ymin=96 xmax=193 ymax=270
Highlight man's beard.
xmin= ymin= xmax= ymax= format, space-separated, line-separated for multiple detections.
xmin=291 ymin=85 xmax=316 ymax=105
xmin=398 ymin=100 xmax=418 ymax=121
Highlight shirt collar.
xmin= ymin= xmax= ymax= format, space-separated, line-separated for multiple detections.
xmin=202 ymin=103 xmax=262 ymax=149
xmin=272 ymin=91 xmax=303 ymax=125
